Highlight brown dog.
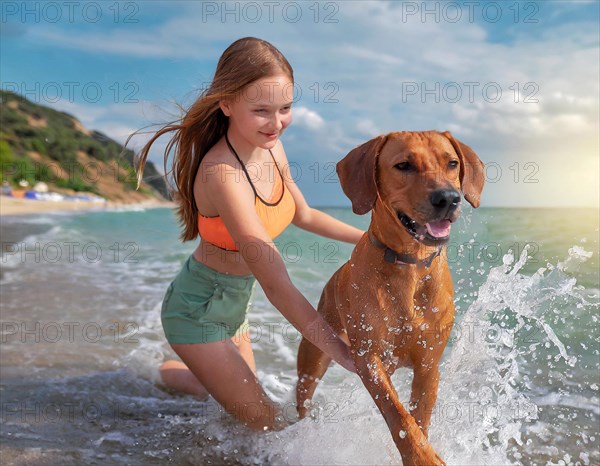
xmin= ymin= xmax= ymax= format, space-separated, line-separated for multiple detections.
xmin=296 ymin=131 xmax=485 ymax=465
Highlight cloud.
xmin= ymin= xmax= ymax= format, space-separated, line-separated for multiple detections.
xmin=14 ymin=1 xmax=597 ymax=206
xmin=341 ymin=46 xmax=404 ymax=66
xmin=22 ymin=2 xmax=344 ymax=59
xmin=0 ymin=22 xmax=27 ymax=37
xmin=28 ymin=29 xmax=187 ymax=58
xmin=356 ymin=119 xmax=380 ymax=138
xmin=292 ymin=107 xmax=325 ymax=131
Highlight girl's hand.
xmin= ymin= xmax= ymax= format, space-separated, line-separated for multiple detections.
xmin=336 ymin=344 xmax=357 ymax=373
xmin=303 ymin=317 xmax=357 ymax=374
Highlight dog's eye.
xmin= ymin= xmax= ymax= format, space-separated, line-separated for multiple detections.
xmin=448 ymin=160 xmax=459 ymax=169
xmin=395 ymin=162 xmax=412 ymax=171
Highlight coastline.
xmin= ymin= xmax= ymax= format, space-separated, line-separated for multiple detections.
xmin=0 ymin=195 xmax=175 ymax=217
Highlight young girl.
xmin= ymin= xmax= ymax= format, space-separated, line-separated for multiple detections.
xmin=133 ymin=37 xmax=363 ymax=431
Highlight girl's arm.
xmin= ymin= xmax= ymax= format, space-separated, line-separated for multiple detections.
xmin=205 ymin=161 xmax=356 ymax=374
xmin=273 ymin=142 xmax=364 ymax=245
xmin=293 ymin=207 xmax=364 ymax=244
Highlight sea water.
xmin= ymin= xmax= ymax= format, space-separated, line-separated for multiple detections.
xmin=0 ymin=206 xmax=598 ymax=465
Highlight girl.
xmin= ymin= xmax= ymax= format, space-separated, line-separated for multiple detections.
xmin=133 ymin=37 xmax=363 ymax=431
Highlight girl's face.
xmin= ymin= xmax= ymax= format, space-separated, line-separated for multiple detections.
xmin=221 ymin=74 xmax=294 ymax=151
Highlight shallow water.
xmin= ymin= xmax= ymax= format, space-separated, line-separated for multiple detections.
xmin=1 ymin=206 xmax=598 ymax=465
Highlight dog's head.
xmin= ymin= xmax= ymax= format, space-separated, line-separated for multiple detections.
xmin=336 ymin=131 xmax=485 ymax=246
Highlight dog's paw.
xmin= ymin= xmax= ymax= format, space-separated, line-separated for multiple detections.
xmin=402 ymin=443 xmax=445 ymax=466
xmin=400 ymin=430 xmax=445 ymax=466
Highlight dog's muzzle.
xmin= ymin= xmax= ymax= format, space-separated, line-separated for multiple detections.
xmin=397 ymin=189 xmax=460 ymax=245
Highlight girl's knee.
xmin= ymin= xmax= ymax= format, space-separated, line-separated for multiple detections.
xmin=160 ymin=359 xmax=186 ymax=371
xmin=159 ymin=360 xmax=210 ymax=400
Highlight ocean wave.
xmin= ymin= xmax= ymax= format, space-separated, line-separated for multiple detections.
xmin=2 ymin=208 xmax=598 ymax=465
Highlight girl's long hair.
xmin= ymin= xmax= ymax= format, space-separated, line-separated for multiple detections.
xmin=130 ymin=37 xmax=293 ymax=242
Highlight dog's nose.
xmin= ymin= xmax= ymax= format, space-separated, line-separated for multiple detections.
xmin=430 ymin=189 xmax=461 ymax=211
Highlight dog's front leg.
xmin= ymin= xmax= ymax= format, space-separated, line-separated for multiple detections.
xmin=355 ymin=355 xmax=445 ymax=466
xmin=409 ymin=366 xmax=440 ymax=439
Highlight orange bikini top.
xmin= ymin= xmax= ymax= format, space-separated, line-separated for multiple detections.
xmin=197 ymin=136 xmax=296 ymax=252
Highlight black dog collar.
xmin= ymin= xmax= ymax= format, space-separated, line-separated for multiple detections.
xmin=368 ymin=230 xmax=443 ymax=267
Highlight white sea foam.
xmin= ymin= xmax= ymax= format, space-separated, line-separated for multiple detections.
xmin=243 ymin=245 xmax=598 ymax=465
xmin=3 ymin=208 xmax=598 ymax=465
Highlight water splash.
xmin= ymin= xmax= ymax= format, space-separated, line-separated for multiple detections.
xmin=435 ymin=245 xmax=596 ymax=465
xmin=248 ymin=245 xmax=598 ymax=465
xmin=2 ymin=205 xmax=597 ymax=465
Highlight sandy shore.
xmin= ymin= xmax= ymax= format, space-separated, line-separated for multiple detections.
xmin=0 ymin=195 xmax=175 ymax=216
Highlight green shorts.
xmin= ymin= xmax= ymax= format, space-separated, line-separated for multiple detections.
xmin=161 ymin=254 xmax=256 ymax=344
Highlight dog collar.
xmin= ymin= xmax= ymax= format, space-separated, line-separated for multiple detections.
xmin=368 ymin=230 xmax=443 ymax=267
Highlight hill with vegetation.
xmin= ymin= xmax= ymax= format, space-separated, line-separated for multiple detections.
xmin=0 ymin=90 xmax=169 ymax=203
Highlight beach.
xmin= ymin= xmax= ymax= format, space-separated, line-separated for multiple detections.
xmin=0 ymin=195 xmax=175 ymax=217
xmin=0 ymin=206 xmax=598 ymax=465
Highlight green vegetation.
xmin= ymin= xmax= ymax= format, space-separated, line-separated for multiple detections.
xmin=0 ymin=90 xmax=168 ymax=199
xmin=0 ymin=139 xmax=46 ymax=186
xmin=54 ymin=176 xmax=97 ymax=193
xmin=0 ymin=139 xmax=13 ymax=164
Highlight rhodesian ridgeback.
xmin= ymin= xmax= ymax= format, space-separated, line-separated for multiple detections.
xmin=296 ymin=131 xmax=485 ymax=465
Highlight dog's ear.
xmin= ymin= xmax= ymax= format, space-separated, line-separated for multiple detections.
xmin=336 ymin=135 xmax=389 ymax=215
xmin=442 ymin=131 xmax=485 ymax=208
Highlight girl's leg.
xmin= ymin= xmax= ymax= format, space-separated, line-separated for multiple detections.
xmin=159 ymin=359 xmax=210 ymax=400
xmin=159 ymin=329 xmax=257 ymax=399
xmin=170 ymin=339 xmax=283 ymax=431
xmin=232 ymin=328 xmax=256 ymax=374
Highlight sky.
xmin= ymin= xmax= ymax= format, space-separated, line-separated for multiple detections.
xmin=1 ymin=0 xmax=598 ymax=208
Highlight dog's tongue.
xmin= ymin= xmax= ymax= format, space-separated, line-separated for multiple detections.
xmin=425 ymin=220 xmax=452 ymax=238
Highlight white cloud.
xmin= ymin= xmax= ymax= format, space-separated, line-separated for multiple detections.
xmin=29 ymin=28 xmax=188 ymax=58
xmin=17 ymin=1 xmax=598 ymax=206
xmin=293 ymin=107 xmax=325 ymax=131
xmin=341 ymin=46 xmax=404 ymax=66
xmin=356 ymin=119 xmax=380 ymax=137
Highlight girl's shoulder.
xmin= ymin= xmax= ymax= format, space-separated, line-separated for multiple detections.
xmin=200 ymin=138 xmax=237 ymax=170
xmin=198 ymin=139 xmax=246 ymax=192
xmin=197 ymin=139 xmax=256 ymax=198
xmin=194 ymin=139 xmax=252 ymax=216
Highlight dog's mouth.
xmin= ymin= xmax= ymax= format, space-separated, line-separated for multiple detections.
xmin=398 ymin=212 xmax=452 ymax=244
